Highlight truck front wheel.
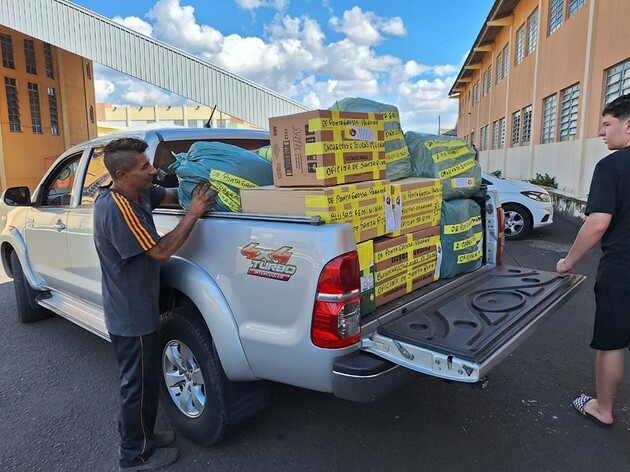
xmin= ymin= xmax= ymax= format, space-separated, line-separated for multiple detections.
xmin=158 ymin=306 xmax=269 ymax=446
xmin=10 ymin=251 xmax=49 ymax=323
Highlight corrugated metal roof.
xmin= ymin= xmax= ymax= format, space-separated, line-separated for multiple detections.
xmin=0 ymin=0 xmax=311 ymax=129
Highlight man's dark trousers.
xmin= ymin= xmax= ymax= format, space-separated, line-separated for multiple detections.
xmin=110 ymin=331 xmax=160 ymax=467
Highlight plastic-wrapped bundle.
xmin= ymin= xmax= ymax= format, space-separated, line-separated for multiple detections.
xmin=169 ymin=141 xmax=273 ymax=212
xmin=329 ymin=97 xmax=411 ymax=181
xmin=404 ymin=132 xmax=481 ymax=200
xmin=439 ymin=199 xmax=483 ymax=279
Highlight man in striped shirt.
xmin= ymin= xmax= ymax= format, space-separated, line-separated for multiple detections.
xmin=94 ymin=137 xmax=214 ymax=471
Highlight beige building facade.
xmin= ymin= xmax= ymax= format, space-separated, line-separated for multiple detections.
xmin=96 ymin=103 xmax=261 ymax=136
xmin=0 ymin=26 xmax=97 ymax=191
xmin=450 ymin=0 xmax=629 ymax=198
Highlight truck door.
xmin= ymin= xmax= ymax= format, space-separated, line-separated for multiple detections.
xmin=360 ymin=264 xmax=585 ymax=383
xmin=24 ymin=152 xmax=83 ymax=295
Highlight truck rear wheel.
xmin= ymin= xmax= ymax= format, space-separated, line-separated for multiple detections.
xmin=10 ymin=251 xmax=49 ymax=323
xmin=158 ymin=306 xmax=269 ymax=446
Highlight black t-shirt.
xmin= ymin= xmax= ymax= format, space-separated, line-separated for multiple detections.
xmin=585 ymin=146 xmax=630 ymax=289
xmin=93 ymin=185 xmax=166 ymax=336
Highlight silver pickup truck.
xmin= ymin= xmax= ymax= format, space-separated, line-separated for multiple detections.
xmin=0 ymin=127 xmax=584 ymax=446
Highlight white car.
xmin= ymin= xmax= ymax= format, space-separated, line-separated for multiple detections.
xmin=482 ymin=172 xmax=554 ymax=240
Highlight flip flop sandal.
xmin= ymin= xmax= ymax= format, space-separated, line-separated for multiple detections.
xmin=572 ymin=394 xmax=613 ymax=429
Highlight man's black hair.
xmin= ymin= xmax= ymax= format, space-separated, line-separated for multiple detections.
xmin=103 ymin=137 xmax=149 ymax=180
xmin=603 ymin=93 xmax=630 ymax=121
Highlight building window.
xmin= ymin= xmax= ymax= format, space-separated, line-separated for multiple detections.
xmin=560 ymin=83 xmax=579 ymax=141
xmin=4 ymin=77 xmax=21 ymax=131
xmin=481 ymin=125 xmax=489 ymax=151
xmin=549 ymin=0 xmax=564 ymax=35
xmin=522 ymin=105 xmax=532 ymax=145
xmin=516 ymin=25 xmax=525 ymax=65
xmin=542 ymin=94 xmax=557 ymax=143
xmin=472 ymin=80 xmax=480 ymax=104
xmin=44 ymin=43 xmax=54 ymax=79
xmin=568 ymin=0 xmax=586 ymax=18
xmin=173 ymin=120 xmax=184 ymax=126
xmin=527 ymin=9 xmax=538 ymax=55
xmin=24 ymin=39 xmax=37 ymax=75
xmin=604 ymin=59 xmax=630 ymax=105
xmin=502 ymin=44 xmax=509 ymax=78
xmin=499 ymin=117 xmax=506 ymax=149
xmin=511 ymin=111 xmax=521 ymax=146
xmin=187 ymin=119 xmax=200 ymax=128
xmin=495 ymin=52 xmax=503 ymax=84
xmin=483 ymin=65 xmax=492 ymax=96
xmin=48 ymin=87 xmax=59 ymax=136
xmin=0 ymin=33 xmax=15 ymax=69
xmin=492 ymin=120 xmax=499 ymax=150
xmin=28 ymin=82 xmax=42 ymax=133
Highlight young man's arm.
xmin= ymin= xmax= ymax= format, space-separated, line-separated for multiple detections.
xmin=146 ymin=184 xmax=216 ymax=262
xmin=556 ymin=212 xmax=612 ymax=275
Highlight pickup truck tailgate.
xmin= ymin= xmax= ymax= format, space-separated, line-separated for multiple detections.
xmin=361 ymin=264 xmax=585 ymax=382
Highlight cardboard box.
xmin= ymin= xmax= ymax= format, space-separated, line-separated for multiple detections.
xmin=268 ymin=110 xmax=386 ymax=187
xmin=385 ymin=177 xmax=442 ymax=237
xmin=356 ymin=240 xmax=376 ymax=316
xmin=373 ymin=227 xmax=442 ymax=306
xmin=240 ymin=180 xmax=390 ymax=243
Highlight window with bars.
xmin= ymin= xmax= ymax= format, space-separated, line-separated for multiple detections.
xmin=502 ymin=44 xmax=509 ymax=78
xmin=496 ymin=52 xmax=503 ymax=84
xmin=472 ymin=80 xmax=480 ymax=104
xmin=0 ymin=33 xmax=15 ymax=69
xmin=174 ymin=120 xmax=184 ymax=126
xmin=28 ymin=82 xmax=42 ymax=133
xmin=89 ymin=105 xmax=95 ymax=124
xmin=483 ymin=65 xmax=492 ymax=96
xmin=568 ymin=0 xmax=586 ymax=18
xmin=482 ymin=125 xmax=490 ymax=151
xmin=48 ymin=87 xmax=59 ymax=136
xmin=24 ymin=39 xmax=37 ymax=75
xmin=604 ymin=59 xmax=630 ymax=105
xmin=516 ymin=25 xmax=525 ymax=65
xmin=4 ymin=77 xmax=21 ymax=131
xmin=187 ymin=120 xmax=200 ymax=128
xmin=492 ymin=121 xmax=499 ymax=150
xmin=522 ymin=105 xmax=532 ymax=145
xmin=499 ymin=118 xmax=506 ymax=149
xmin=44 ymin=43 xmax=54 ymax=79
xmin=560 ymin=83 xmax=579 ymax=141
xmin=542 ymin=94 xmax=557 ymax=143
xmin=527 ymin=9 xmax=538 ymax=55
xmin=85 ymin=62 xmax=92 ymax=80
xmin=549 ymin=0 xmax=564 ymax=35
xmin=511 ymin=111 xmax=521 ymax=146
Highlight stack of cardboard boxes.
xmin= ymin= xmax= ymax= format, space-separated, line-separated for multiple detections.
xmin=240 ymin=109 xmax=443 ymax=316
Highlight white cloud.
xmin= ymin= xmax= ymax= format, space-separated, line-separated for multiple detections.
xmin=329 ymin=6 xmax=406 ymax=46
xmin=94 ymin=79 xmax=115 ymax=102
xmin=112 ymin=16 xmax=153 ymax=37
xmin=235 ymin=0 xmax=289 ymax=10
xmin=95 ymin=1 xmax=461 ymax=133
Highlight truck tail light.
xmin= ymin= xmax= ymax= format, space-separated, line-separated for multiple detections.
xmin=311 ymin=252 xmax=361 ymax=349
xmin=496 ymin=207 xmax=505 ymax=265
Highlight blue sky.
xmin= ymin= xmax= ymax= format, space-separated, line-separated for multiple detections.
xmin=71 ymin=0 xmax=495 ymax=131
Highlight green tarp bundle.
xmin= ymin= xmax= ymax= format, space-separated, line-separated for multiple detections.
xmin=439 ymin=199 xmax=483 ymax=279
xmin=169 ymin=141 xmax=273 ymax=212
xmin=328 ymin=97 xmax=412 ymax=181
xmin=404 ymin=132 xmax=481 ymax=200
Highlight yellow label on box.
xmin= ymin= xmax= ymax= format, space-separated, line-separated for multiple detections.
xmin=453 ymin=231 xmax=483 ymax=251
xmin=306 ymin=140 xmax=384 ymax=155
xmin=314 ymin=159 xmax=385 ymax=182
xmin=424 ymin=139 xmax=466 ymax=150
xmin=374 ymin=235 xmax=440 ymax=263
xmin=382 ymin=111 xmax=400 ymax=122
xmin=457 ymin=248 xmax=483 ymax=264
xmin=307 ymin=112 xmax=382 ymax=131
xmin=385 ymin=147 xmax=409 ymax=163
xmin=384 ymin=129 xmax=404 ymax=142
xmin=433 ymin=146 xmax=470 ymax=163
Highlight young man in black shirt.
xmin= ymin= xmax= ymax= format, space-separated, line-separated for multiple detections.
xmin=557 ymin=93 xmax=630 ymax=428
xmin=94 ymin=138 xmax=215 ymax=470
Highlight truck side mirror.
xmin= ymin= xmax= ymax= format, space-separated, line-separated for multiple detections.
xmin=3 ymin=186 xmax=31 ymax=206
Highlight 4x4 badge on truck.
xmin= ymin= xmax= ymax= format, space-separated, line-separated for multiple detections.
xmin=241 ymin=243 xmax=297 ymax=281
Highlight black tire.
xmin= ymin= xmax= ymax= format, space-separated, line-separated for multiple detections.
xmin=503 ymin=203 xmax=532 ymax=241
xmin=10 ymin=251 xmax=49 ymax=323
xmin=158 ymin=306 xmax=269 ymax=446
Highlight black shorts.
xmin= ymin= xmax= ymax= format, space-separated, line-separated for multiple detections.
xmin=591 ymin=282 xmax=630 ymax=350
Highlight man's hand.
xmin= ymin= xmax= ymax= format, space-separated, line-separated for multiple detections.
xmin=188 ymin=183 xmax=217 ymax=218
xmin=556 ymin=258 xmax=574 ymax=276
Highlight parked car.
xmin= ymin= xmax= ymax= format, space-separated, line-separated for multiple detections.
xmin=481 ymin=172 xmax=554 ymax=240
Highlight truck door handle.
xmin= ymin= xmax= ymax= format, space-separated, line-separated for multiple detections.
xmin=54 ymin=220 xmax=66 ymax=231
